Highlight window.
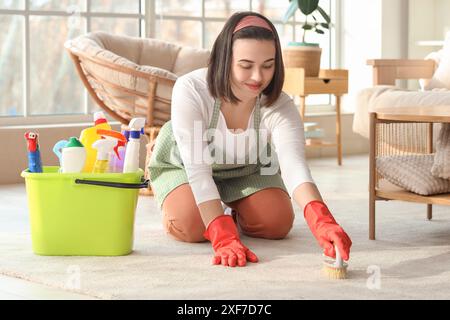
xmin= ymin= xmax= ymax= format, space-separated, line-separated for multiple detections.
xmin=0 ymin=0 xmax=336 ymax=126
xmin=0 ymin=0 xmax=145 ymax=125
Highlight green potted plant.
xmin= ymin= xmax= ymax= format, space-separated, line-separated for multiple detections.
xmin=282 ymin=0 xmax=331 ymax=77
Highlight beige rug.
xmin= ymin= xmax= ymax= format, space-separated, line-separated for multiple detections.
xmin=2 ymin=156 xmax=450 ymax=299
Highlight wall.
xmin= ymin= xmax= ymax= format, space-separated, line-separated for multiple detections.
xmin=340 ymin=0 xmax=409 ymax=111
xmin=435 ymin=0 xmax=450 ymax=38
xmin=382 ymin=0 xmax=409 ymax=59
xmin=408 ymin=0 xmax=450 ymax=59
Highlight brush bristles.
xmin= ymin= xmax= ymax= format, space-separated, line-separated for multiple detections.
xmin=322 ymin=265 xmax=348 ymax=280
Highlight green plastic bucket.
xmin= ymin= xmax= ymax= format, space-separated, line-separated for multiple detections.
xmin=21 ymin=166 xmax=147 ymax=256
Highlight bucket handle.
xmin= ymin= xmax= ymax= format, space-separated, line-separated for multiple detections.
xmin=75 ymin=178 xmax=149 ymax=189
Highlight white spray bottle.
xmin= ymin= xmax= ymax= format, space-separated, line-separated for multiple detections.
xmin=123 ymin=118 xmax=146 ymax=173
xmin=92 ymin=139 xmax=117 ymax=173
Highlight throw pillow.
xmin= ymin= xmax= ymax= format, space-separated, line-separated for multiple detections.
xmin=376 ymin=154 xmax=450 ymax=195
xmin=424 ymin=31 xmax=450 ymax=90
xmin=431 ymin=123 xmax=450 ymax=179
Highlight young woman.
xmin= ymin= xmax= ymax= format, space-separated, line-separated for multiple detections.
xmin=149 ymin=12 xmax=352 ymax=268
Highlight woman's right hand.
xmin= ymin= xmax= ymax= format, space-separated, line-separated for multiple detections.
xmin=203 ymin=215 xmax=259 ymax=267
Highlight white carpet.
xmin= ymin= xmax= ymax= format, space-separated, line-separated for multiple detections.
xmin=1 ymin=156 xmax=450 ymax=300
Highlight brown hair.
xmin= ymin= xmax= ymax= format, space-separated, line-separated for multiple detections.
xmin=207 ymin=12 xmax=284 ymax=107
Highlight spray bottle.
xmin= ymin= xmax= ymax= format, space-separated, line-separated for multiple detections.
xmin=115 ymin=130 xmax=130 ymax=172
xmin=80 ymin=111 xmax=112 ymax=173
xmin=92 ymin=139 xmax=117 ymax=174
xmin=110 ymin=139 xmax=127 ymax=173
xmin=96 ymin=129 xmax=127 ymax=173
xmin=123 ymin=118 xmax=146 ymax=173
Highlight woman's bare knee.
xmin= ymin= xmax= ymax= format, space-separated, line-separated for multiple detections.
xmin=162 ymin=184 xmax=206 ymax=243
xmin=163 ymin=214 xmax=206 ymax=243
xmin=235 ymin=188 xmax=295 ymax=239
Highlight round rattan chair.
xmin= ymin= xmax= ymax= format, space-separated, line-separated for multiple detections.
xmin=65 ymin=31 xmax=210 ymax=195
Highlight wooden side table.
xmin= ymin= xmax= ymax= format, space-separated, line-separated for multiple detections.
xmin=283 ymin=68 xmax=348 ymax=165
xmin=369 ymin=106 xmax=450 ymax=240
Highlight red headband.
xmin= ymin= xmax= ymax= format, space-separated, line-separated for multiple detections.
xmin=233 ymin=16 xmax=273 ymax=34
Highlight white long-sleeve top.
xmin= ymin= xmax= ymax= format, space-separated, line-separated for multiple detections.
xmin=171 ymin=68 xmax=314 ymax=205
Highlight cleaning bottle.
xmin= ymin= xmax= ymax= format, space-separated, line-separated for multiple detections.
xmin=24 ymin=132 xmax=43 ymax=173
xmin=114 ymin=129 xmax=130 ymax=172
xmin=91 ymin=139 xmax=117 ymax=174
xmin=96 ymin=129 xmax=127 ymax=173
xmin=53 ymin=137 xmax=86 ymax=173
xmin=79 ymin=111 xmax=112 ymax=173
xmin=110 ymin=139 xmax=127 ymax=173
xmin=123 ymin=118 xmax=146 ymax=173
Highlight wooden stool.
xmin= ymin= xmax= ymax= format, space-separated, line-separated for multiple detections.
xmin=283 ymin=68 xmax=349 ymax=166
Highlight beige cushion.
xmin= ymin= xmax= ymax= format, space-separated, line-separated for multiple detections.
xmin=420 ymin=50 xmax=441 ymax=90
xmin=431 ymin=123 xmax=450 ymax=179
xmin=376 ymin=154 xmax=450 ymax=195
xmin=172 ymin=46 xmax=211 ymax=76
xmin=78 ymin=31 xmax=211 ymax=75
xmin=424 ymin=31 xmax=450 ymax=90
xmin=67 ymin=32 xmax=178 ymax=94
xmin=65 ymin=32 xmax=210 ymax=121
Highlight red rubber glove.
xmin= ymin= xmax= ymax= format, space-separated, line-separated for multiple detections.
xmin=304 ymin=200 xmax=352 ymax=261
xmin=203 ymin=215 xmax=259 ymax=267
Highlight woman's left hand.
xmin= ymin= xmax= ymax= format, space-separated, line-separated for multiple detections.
xmin=304 ymin=200 xmax=352 ymax=261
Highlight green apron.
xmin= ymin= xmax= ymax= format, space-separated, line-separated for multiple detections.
xmin=148 ymin=96 xmax=288 ymax=209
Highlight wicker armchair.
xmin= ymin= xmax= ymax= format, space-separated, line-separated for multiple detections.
xmin=65 ymin=31 xmax=210 ymax=194
xmin=65 ymin=31 xmax=210 ymax=140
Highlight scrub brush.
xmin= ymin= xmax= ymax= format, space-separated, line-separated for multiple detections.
xmin=322 ymin=245 xmax=348 ymax=280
